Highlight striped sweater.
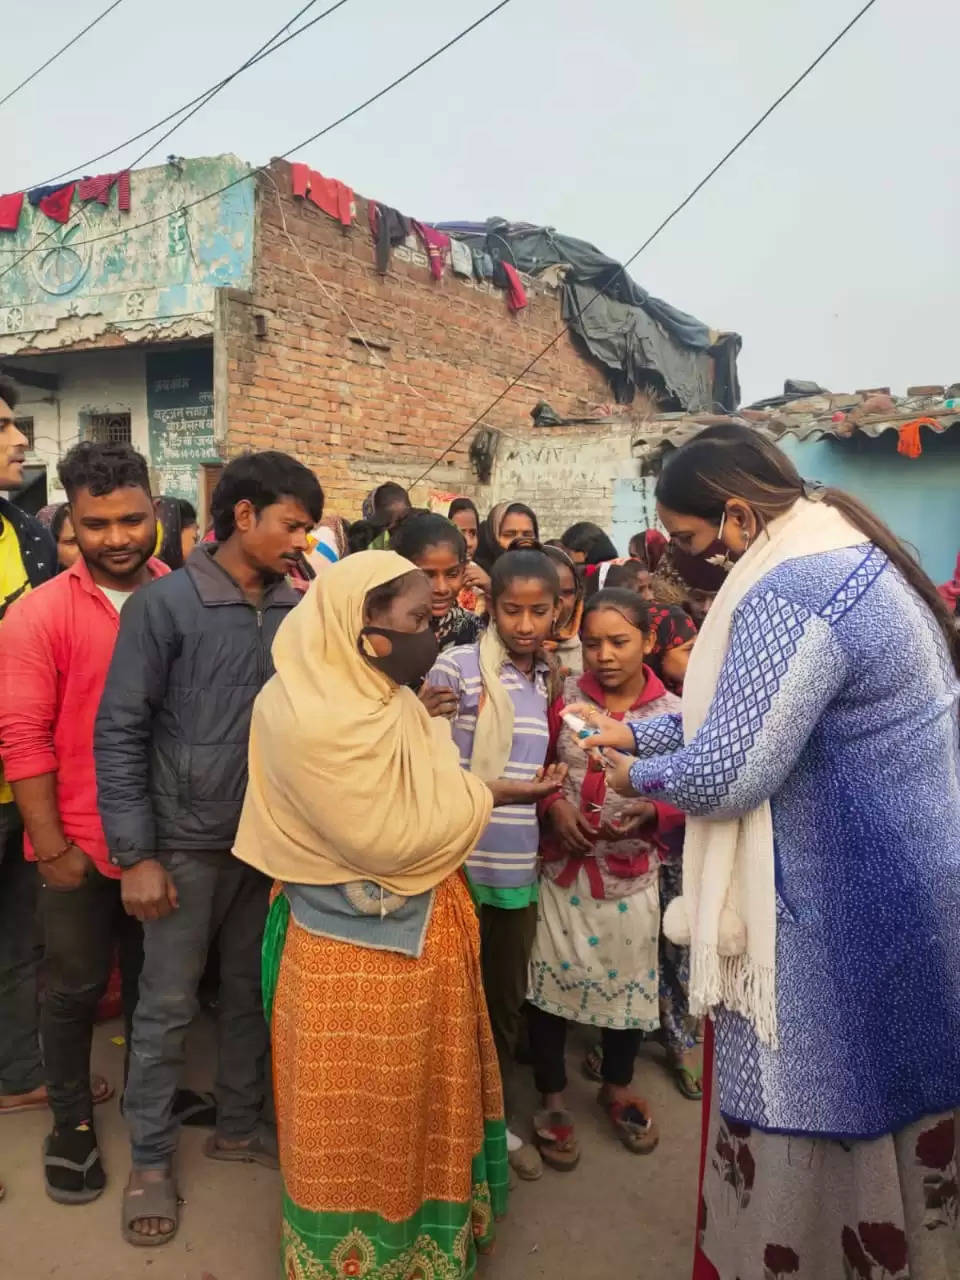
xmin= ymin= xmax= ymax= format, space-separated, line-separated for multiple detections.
xmin=426 ymin=643 xmax=549 ymax=890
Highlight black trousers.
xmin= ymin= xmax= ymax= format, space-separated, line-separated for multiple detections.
xmin=478 ymin=902 xmax=538 ymax=1122
xmin=39 ymin=863 xmax=142 ymax=1128
xmin=0 ymin=802 xmax=43 ymax=1096
xmin=527 ymin=1003 xmax=639 ymax=1094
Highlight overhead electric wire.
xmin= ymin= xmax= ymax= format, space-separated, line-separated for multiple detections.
xmin=0 ymin=0 xmax=130 ymax=111
xmin=117 ymin=0 xmax=351 ymax=177
xmin=4 ymin=0 xmax=353 ymax=284
xmin=26 ymin=0 xmax=351 ymax=190
xmin=0 ymin=0 xmax=514 ymax=283
xmin=409 ymin=0 xmax=883 ymax=487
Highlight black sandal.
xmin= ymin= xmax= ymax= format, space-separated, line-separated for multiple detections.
xmin=172 ymin=1088 xmax=217 ymax=1128
xmin=43 ymin=1125 xmax=106 ymax=1204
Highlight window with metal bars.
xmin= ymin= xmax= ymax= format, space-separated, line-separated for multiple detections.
xmin=85 ymin=413 xmax=132 ymax=445
xmin=15 ymin=417 xmax=34 ymax=450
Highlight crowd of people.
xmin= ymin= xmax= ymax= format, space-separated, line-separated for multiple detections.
xmin=0 ymin=370 xmax=958 ymax=1279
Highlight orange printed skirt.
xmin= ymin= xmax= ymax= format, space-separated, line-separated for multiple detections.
xmin=265 ymin=874 xmax=508 ymax=1280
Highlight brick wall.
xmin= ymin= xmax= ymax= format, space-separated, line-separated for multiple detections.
xmin=221 ymin=161 xmax=612 ymax=516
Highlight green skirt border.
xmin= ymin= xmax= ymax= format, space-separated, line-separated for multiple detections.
xmin=281 ymin=1119 xmax=508 ymax=1279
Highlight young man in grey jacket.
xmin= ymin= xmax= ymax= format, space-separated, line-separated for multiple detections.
xmin=95 ymin=451 xmax=323 ymax=1246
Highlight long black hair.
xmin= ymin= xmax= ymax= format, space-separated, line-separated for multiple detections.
xmin=347 ymin=519 xmax=382 ymax=554
xmin=582 ymin=588 xmax=653 ymax=633
xmin=561 ymin=521 xmax=619 ymax=566
xmin=448 ymin=496 xmax=480 ymax=527
xmin=489 ymin=547 xmax=558 ymax=605
xmin=657 ymin=425 xmax=960 ymax=676
xmin=390 ymin=511 xmax=466 ymax=563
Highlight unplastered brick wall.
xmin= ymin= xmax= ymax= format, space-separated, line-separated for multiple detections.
xmin=221 ymin=161 xmax=611 ymax=516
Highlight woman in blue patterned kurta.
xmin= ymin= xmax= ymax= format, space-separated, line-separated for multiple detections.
xmin=579 ymin=427 xmax=960 ymax=1280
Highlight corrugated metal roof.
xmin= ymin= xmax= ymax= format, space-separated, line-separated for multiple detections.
xmin=635 ymin=392 xmax=960 ymax=456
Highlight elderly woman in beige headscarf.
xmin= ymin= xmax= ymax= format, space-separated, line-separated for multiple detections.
xmin=233 ymin=550 xmax=563 ymax=1280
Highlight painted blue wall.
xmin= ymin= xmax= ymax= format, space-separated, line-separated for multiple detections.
xmin=778 ymin=430 xmax=960 ymax=584
xmin=609 ymin=475 xmax=658 ymax=554
xmin=0 ymin=156 xmax=255 ymax=344
xmin=608 ymin=431 xmax=959 ymax=585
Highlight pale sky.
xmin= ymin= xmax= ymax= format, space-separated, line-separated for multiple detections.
xmin=3 ymin=0 xmax=958 ymax=403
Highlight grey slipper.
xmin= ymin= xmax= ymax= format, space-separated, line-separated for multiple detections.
xmin=122 ymin=1173 xmax=180 ymax=1247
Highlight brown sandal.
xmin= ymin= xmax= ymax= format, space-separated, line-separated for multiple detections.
xmin=0 ymin=1074 xmax=113 ymax=1116
xmin=203 ymin=1128 xmax=278 ymax=1169
xmin=533 ymin=1109 xmax=581 ymax=1172
xmin=599 ymin=1091 xmax=659 ymax=1154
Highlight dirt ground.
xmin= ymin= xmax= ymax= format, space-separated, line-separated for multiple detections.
xmin=0 ymin=1017 xmax=700 ymax=1280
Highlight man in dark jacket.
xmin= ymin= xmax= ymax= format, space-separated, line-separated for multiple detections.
xmin=95 ymin=451 xmax=323 ymax=1246
xmin=0 ymin=374 xmax=57 ymax=1165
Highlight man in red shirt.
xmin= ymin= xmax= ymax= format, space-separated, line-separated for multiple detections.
xmin=0 ymin=441 xmax=165 ymax=1205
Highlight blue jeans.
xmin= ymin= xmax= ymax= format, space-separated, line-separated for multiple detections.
xmin=0 ymin=802 xmax=43 ymax=1096
xmin=124 ymin=853 xmax=270 ymax=1168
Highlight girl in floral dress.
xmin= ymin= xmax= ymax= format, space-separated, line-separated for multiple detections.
xmin=527 ymin=589 xmax=685 ymax=1168
xmin=583 ymin=602 xmax=703 ymax=1099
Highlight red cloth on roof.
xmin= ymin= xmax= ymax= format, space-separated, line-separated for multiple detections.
xmin=897 ymin=417 xmax=941 ymax=459
xmin=0 ymin=192 xmax=24 ymax=232
xmin=411 ymin=220 xmax=450 ymax=281
xmin=290 ymin=163 xmax=353 ymax=227
xmin=501 ymin=261 xmax=528 ymax=311
xmin=77 ymin=171 xmax=131 ymax=211
xmin=38 ymin=183 xmax=75 ymax=223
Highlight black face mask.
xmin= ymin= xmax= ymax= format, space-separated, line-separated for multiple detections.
xmin=358 ymin=626 xmax=438 ymax=687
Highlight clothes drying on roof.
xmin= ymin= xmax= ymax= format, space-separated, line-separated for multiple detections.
xmin=368 ymin=201 xmax=409 ymax=274
xmin=0 ymin=192 xmax=23 ymax=231
xmin=449 ymin=237 xmax=473 ymax=278
xmin=433 ymin=216 xmax=740 ymax=410
xmin=77 ymin=171 xmax=131 ymax=210
xmin=434 ymin=218 xmax=712 ymax=348
xmin=291 ymin=164 xmax=353 ymax=227
xmin=410 ymin=220 xmax=450 ymax=281
xmin=472 ymin=247 xmax=494 ymax=280
xmin=27 ymin=184 xmax=64 ymax=206
xmin=501 ymin=262 xmax=527 ymax=312
xmin=28 ymin=183 xmax=75 ymax=223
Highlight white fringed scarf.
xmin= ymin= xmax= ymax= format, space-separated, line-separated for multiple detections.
xmin=662 ymin=497 xmax=866 ymax=1046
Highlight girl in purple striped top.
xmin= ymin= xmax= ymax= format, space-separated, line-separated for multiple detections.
xmin=426 ymin=548 xmax=562 ymax=1181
